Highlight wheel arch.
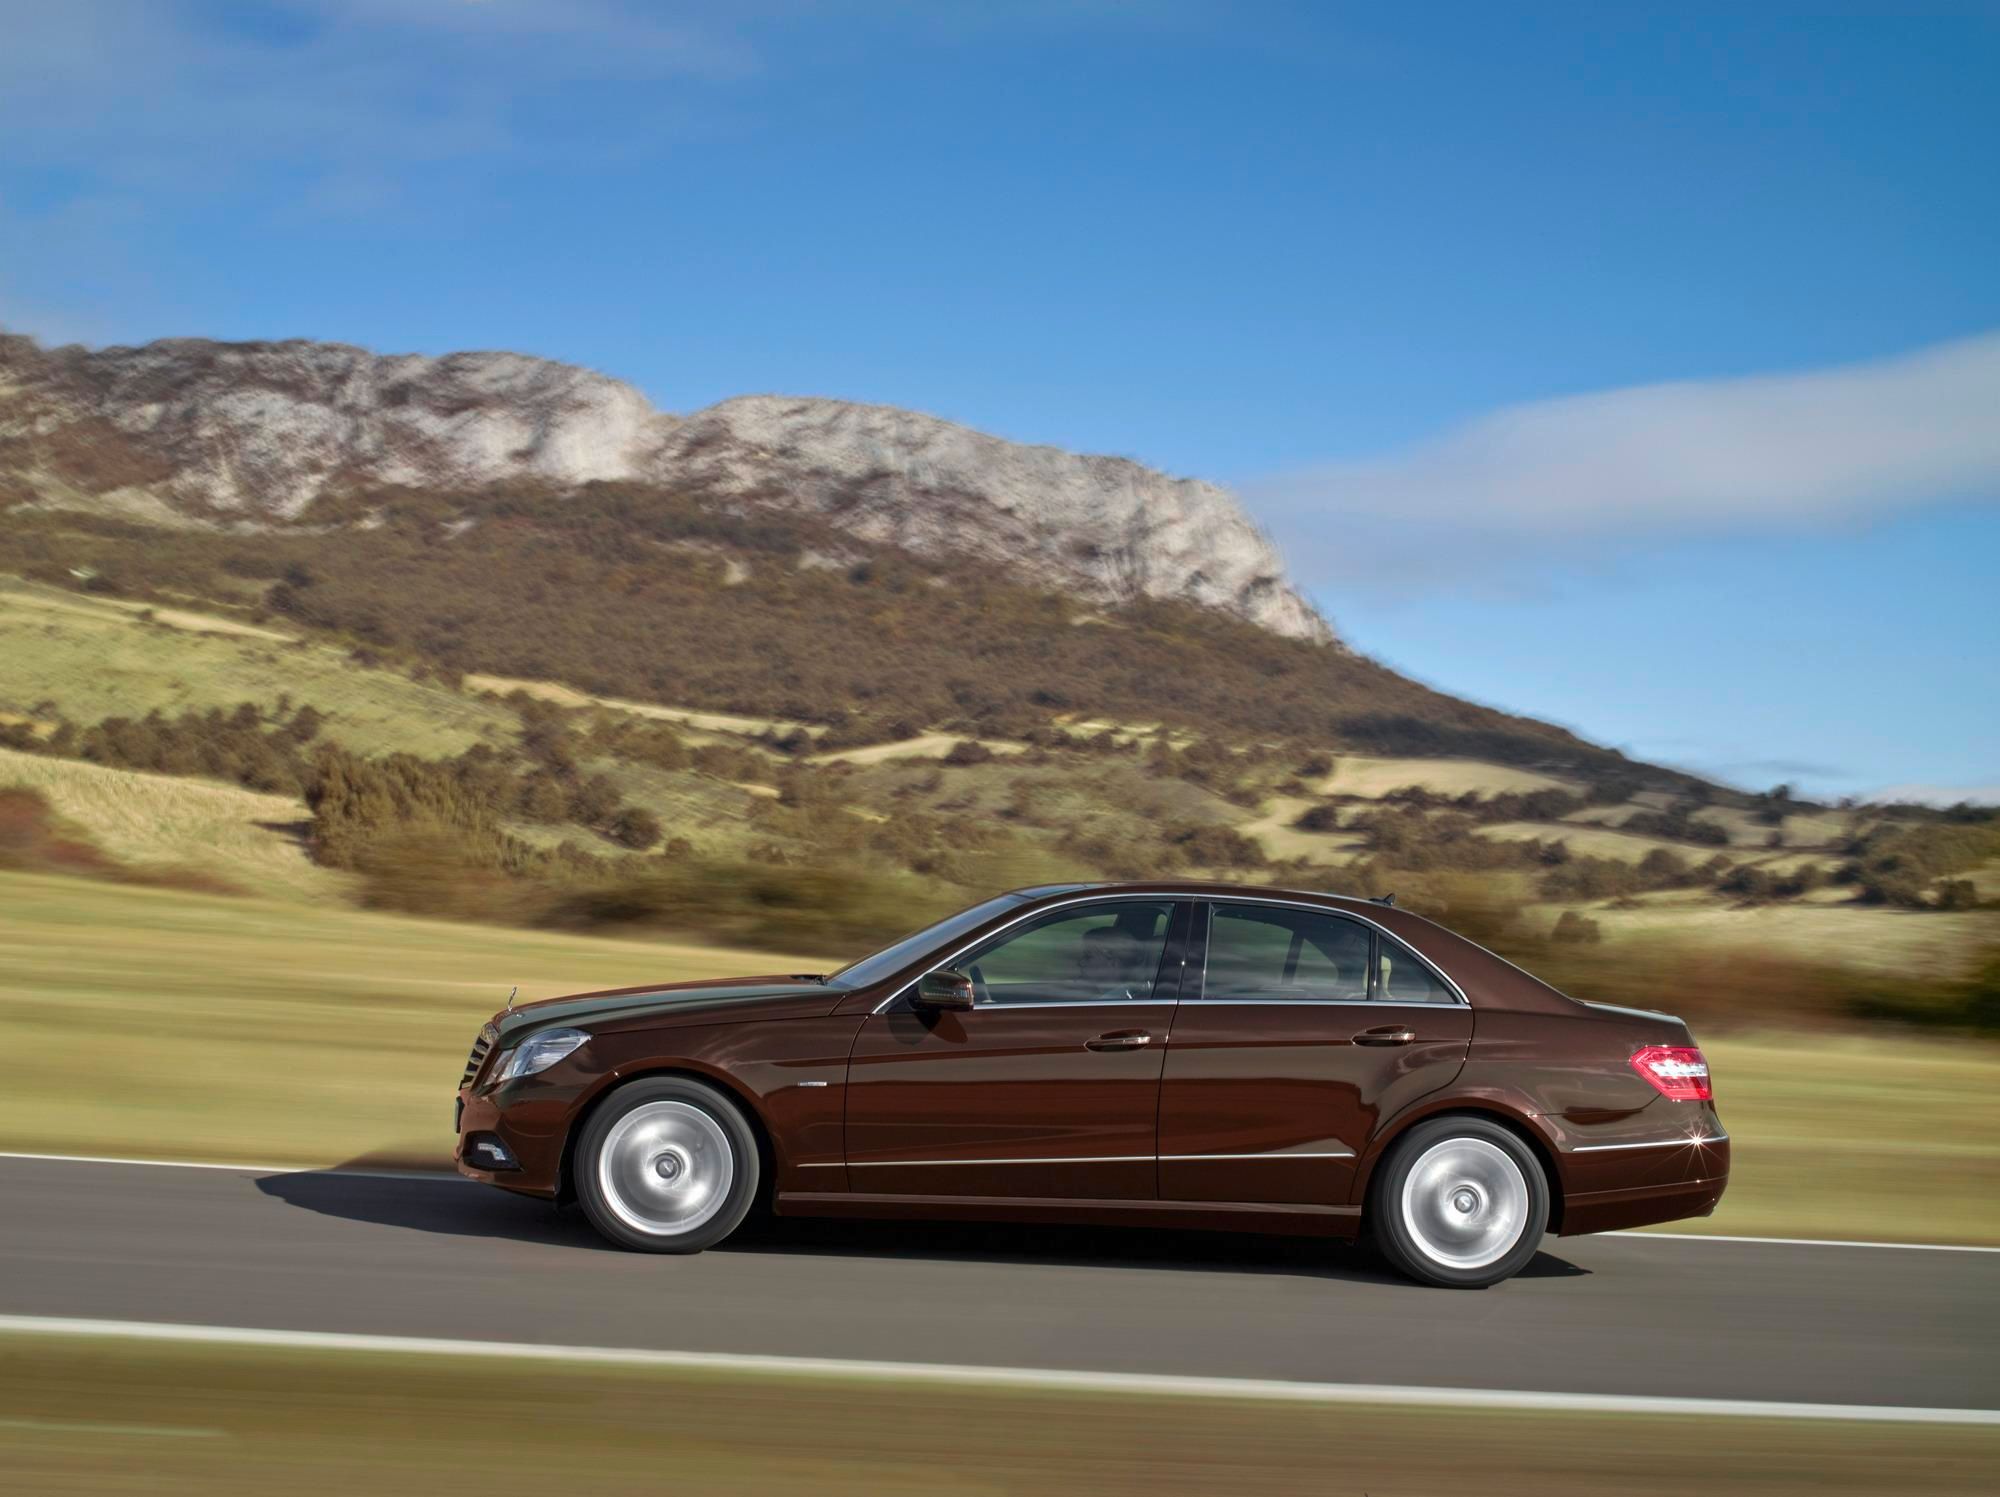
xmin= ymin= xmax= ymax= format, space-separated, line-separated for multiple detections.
xmin=1354 ymin=1098 xmax=1567 ymax=1236
xmin=555 ymin=1062 xmax=778 ymax=1208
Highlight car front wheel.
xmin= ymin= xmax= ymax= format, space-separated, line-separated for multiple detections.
xmin=575 ymin=1077 xmax=760 ymax=1253
xmin=1371 ymin=1117 xmax=1549 ymax=1288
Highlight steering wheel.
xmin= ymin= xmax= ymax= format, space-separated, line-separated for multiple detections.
xmin=969 ymin=963 xmax=990 ymax=1005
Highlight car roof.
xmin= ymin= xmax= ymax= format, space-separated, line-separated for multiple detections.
xmin=1005 ymin=878 xmax=1391 ymax=912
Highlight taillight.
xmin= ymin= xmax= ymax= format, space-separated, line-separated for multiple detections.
xmin=1630 ymin=1044 xmax=1712 ymax=1101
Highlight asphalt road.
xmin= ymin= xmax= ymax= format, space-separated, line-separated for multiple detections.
xmin=3 ymin=1155 xmax=1993 ymax=1410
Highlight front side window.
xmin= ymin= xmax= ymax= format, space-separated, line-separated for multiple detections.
xmin=960 ymin=902 xmax=1176 ymax=1004
xmin=1202 ymin=904 xmax=1371 ymax=1001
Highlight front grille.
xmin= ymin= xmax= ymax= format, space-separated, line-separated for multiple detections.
xmin=461 ymin=1023 xmax=498 ymax=1088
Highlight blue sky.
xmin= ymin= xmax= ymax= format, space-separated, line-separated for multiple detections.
xmin=2 ymin=1 xmax=1995 ymax=800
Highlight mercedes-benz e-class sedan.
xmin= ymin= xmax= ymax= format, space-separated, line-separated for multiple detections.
xmin=454 ymin=882 xmax=1727 ymax=1287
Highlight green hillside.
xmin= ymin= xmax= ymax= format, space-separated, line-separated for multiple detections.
xmin=0 ymin=490 xmax=1638 ymax=773
xmin=1 ymin=481 xmax=1993 ymax=1039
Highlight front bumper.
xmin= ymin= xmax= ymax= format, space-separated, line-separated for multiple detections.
xmin=454 ymin=1084 xmax=569 ymax=1198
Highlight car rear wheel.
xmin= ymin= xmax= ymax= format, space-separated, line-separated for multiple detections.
xmin=575 ymin=1078 xmax=760 ymax=1253
xmin=1371 ymin=1117 xmax=1549 ymax=1288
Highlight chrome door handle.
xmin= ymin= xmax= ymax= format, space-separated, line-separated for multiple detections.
xmin=1085 ymin=1030 xmax=1155 ymax=1051
xmin=1353 ymin=1026 xmax=1416 ymax=1046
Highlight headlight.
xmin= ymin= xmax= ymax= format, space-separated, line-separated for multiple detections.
xmin=492 ymin=1027 xmax=590 ymax=1083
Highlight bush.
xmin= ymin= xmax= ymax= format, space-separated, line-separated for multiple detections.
xmin=1551 ymin=910 xmax=1603 ymax=944
xmin=607 ymin=806 xmax=663 ymax=850
xmin=1936 ymin=878 xmax=1981 ymax=911
xmin=1163 ymin=823 xmax=1266 ymax=869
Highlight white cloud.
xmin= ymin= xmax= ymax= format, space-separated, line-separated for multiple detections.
xmin=0 ymin=1 xmax=756 ymax=197
xmin=1247 ymin=331 xmax=2000 ymax=584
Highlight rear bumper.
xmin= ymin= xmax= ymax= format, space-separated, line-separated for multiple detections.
xmin=1559 ymin=1168 xmax=1728 ymax=1236
xmin=1551 ymin=1109 xmax=1730 ymax=1235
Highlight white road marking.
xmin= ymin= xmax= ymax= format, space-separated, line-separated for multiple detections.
xmin=1617 ymin=1230 xmax=2000 ymax=1254
xmin=0 ymin=1315 xmax=1992 ymax=1426
xmin=4 ymin=1151 xmax=1998 ymax=1254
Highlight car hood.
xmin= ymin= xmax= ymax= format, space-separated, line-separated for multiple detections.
xmin=493 ymin=975 xmax=848 ymax=1040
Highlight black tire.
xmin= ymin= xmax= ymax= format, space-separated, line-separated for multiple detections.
xmin=1370 ymin=1116 xmax=1549 ymax=1288
xmin=574 ymin=1077 xmax=761 ymax=1254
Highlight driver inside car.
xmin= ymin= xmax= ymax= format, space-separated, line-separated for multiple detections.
xmin=1074 ymin=926 xmax=1152 ymax=1001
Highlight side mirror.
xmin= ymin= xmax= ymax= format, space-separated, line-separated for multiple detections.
xmin=913 ymin=967 xmax=975 ymax=1012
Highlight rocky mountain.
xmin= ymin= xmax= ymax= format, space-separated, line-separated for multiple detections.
xmin=0 ymin=332 xmax=1329 ymax=641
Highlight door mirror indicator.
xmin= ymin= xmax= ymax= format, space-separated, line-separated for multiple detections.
xmin=914 ymin=968 xmax=976 ymax=1011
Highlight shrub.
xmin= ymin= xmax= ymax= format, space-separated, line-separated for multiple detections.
xmin=1551 ymin=910 xmax=1603 ymax=944
xmin=607 ymin=806 xmax=663 ymax=851
xmin=1936 ymin=878 xmax=1981 ymax=911
xmin=1163 ymin=823 xmax=1266 ymax=869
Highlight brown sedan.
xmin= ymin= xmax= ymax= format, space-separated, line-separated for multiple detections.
xmin=454 ymin=882 xmax=1728 ymax=1287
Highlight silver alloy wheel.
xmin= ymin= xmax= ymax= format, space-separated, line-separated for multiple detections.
xmin=1398 ymin=1136 xmax=1529 ymax=1271
xmin=596 ymin=1100 xmax=735 ymax=1239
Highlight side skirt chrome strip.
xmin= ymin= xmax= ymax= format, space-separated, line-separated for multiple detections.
xmin=800 ymin=1149 xmax=1356 ymax=1169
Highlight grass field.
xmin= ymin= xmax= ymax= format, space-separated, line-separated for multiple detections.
xmin=1314 ymin=754 xmax=1582 ymax=798
xmin=0 ymin=748 xmax=346 ymax=902
xmin=0 ymin=579 xmax=514 ymax=758
xmin=808 ymin=731 xmax=1028 ymax=765
xmin=3 ymin=869 xmax=1995 ymax=1243
xmin=1578 ymin=896 xmax=1995 ymax=980
xmin=463 ymin=671 xmax=821 ymax=741
xmin=0 ymin=871 xmax=819 ymax=1168
xmin=1 ymin=1333 xmax=1993 ymax=1496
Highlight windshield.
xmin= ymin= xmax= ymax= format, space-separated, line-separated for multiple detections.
xmin=829 ymin=894 xmax=1030 ymax=989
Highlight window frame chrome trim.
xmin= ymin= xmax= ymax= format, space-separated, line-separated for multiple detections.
xmin=871 ymin=891 xmax=1468 ymax=1014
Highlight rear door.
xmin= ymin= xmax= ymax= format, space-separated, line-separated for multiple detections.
xmin=842 ymin=898 xmax=1192 ymax=1200
xmin=1157 ymin=900 xmax=1472 ymax=1206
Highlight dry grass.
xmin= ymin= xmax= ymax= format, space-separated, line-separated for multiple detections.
xmin=0 ymin=583 xmax=516 ymax=758
xmin=463 ymin=673 xmax=820 ymax=740
xmin=2 ymin=1334 xmax=1994 ymax=1497
xmin=1485 ymin=818 xmax=1696 ymax=861
xmin=808 ymin=732 xmax=1027 ymax=765
xmin=1237 ymin=793 xmax=1365 ymax=862
xmin=0 ymin=871 xmax=823 ymax=1168
xmin=1580 ymin=898 xmax=1995 ymax=981
xmin=0 ymin=576 xmax=295 ymax=641
xmin=0 ymin=748 xmax=347 ymax=902
xmin=1317 ymin=754 xmax=1581 ymax=798
xmin=1689 ymin=1030 xmax=2000 ymax=1246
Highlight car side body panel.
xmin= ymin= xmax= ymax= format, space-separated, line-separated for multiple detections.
xmin=455 ymin=881 xmax=1729 ymax=1244
xmin=1156 ymin=1000 xmax=1472 ymax=1207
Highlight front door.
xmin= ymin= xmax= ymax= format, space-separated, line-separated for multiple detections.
xmin=1157 ymin=900 xmax=1473 ymax=1207
xmin=842 ymin=899 xmax=1188 ymax=1200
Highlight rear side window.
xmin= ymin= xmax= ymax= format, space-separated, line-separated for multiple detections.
xmin=1376 ymin=932 xmax=1456 ymax=1004
xmin=1202 ymin=905 xmax=1372 ymax=1001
